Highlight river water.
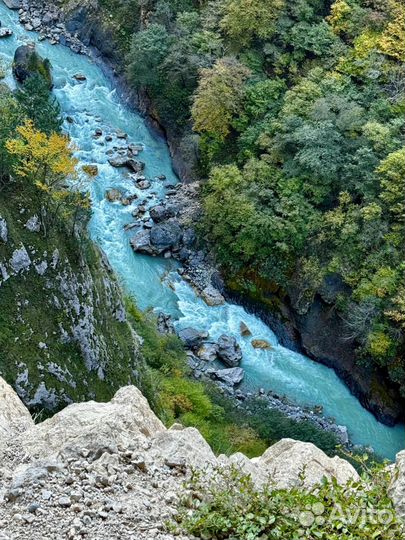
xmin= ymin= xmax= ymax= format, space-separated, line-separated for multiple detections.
xmin=1 ymin=2 xmax=403 ymax=460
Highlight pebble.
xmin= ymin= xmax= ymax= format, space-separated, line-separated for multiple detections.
xmin=58 ymin=496 xmax=71 ymax=508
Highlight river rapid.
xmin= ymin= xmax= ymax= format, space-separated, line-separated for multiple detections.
xmin=1 ymin=2 xmax=403 ymax=460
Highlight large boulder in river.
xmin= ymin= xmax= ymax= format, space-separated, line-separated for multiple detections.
xmin=108 ymin=155 xmax=145 ymax=173
xmin=217 ymin=334 xmax=242 ymax=367
xmin=197 ymin=342 xmax=218 ymax=362
xmin=13 ymin=44 xmax=52 ymax=88
xmin=251 ymin=339 xmax=272 ymax=350
xmin=130 ymin=229 xmax=155 ymax=256
xmin=150 ymin=222 xmax=182 ymax=253
xmin=0 ymin=28 xmax=13 ymax=38
xmin=178 ymin=327 xmax=208 ymax=349
xmin=149 ymin=204 xmax=177 ymax=223
xmin=201 ymin=285 xmax=225 ymax=306
xmin=213 ymin=367 xmax=244 ymax=386
xmin=240 ymin=322 xmax=252 ymax=336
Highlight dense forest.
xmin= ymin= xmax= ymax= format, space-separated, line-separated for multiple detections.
xmin=113 ymin=0 xmax=405 ymax=398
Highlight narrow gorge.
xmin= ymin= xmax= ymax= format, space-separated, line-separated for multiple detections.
xmin=0 ymin=0 xmax=404 ymax=460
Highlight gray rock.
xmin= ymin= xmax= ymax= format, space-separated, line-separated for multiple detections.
xmin=0 ymin=27 xmax=13 ymax=38
xmin=0 ymin=217 xmax=8 ymax=242
xmin=149 ymin=204 xmax=176 ymax=223
xmin=196 ymin=343 xmax=218 ymax=362
xmin=201 ymin=285 xmax=225 ymax=306
xmin=182 ymin=227 xmax=196 ymax=247
xmin=150 ymin=222 xmax=182 ymax=253
xmin=137 ymin=179 xmax=151 ymax=190
xmin=35 ymin=261 xmax=48 ymax=276
xmin=213 ymin=367 xmax=244 ymax=386
xmin=58 ymin=496 xmax=71 ymax=508
xmin=105 ymin=188 xmax=122 ymax=202
xmin=10 ymin=245 xmax=31 ymax=274
xmin=130 ymin=229 xmax=155 ymax=255
xmin=116 ymin=129 xmax=127 ymax=139
xmin=108 ymin=155 xmax=144 ymax=173
xmin=217 ymin=335 xmax=242 ymax=367
xmin=73 ymin=73 xmax=86 ymax=81
xmin=0 ymin=262 xmax=10 ymax=282
xmin=177 ymin=327 xmax=208 ymax=349
xmin=128 ymin=143 xmax=144 ymax=155
xmin=2 ymin=0 xmax=21 ymax=8
xmin=256 ymin=438 xmax=359 ymax=489
xmin=32 ymin=17 xmax=41 ymax=29
xmin=157 ymin=312 xmax=175 ymax=335
xmin=24 ymin=215 xmax=41 ymax=232
xmin=240 ymin=322 xmax=252 ymax=336
xmin=390 ymin=450 xmax=405 ymax=520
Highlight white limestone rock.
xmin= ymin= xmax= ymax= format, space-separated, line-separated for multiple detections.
xmin=10 ymin=245 xmax=31 ymax=274
xmin=254 ymin=438 xmax=359 ymax=489
xmin=0 ymin=217 xmax=8 ymax=243
xmin=147 ymin=426 xmax=216 ymax=469
xmin=390 ymin=450 xmax=405 ymax=521
xmin=0 ymin=377 xmax=33 ymax=441
xmin=24 ymin=215 xmax=41 ymax=233
xmin=23 ymin=385 xmax=165 ymax=459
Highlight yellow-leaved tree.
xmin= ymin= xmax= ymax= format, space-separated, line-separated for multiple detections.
xmin=192 ymin=58 xmax=251 ymax=143
xmin=378 ymin=0 xmax=405 ymax=61
xmin=6 ymin=119 xmax=89 ymax=235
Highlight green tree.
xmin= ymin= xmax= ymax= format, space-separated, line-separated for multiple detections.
xmin=220 ymin=0 xmax=285 ymax=45
xmin=192 ymin=58 xmax=251 ymax=142
xmin=0 ymin=88 xmax=20 ymax=182
xmin=16 ymin=75 xmax=62 ymax=135
xmin=126 ymin=24 xmax=171 ymax=89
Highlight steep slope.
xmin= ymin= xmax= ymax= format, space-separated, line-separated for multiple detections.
xmin=0 ymin=177 xmax=148 ymax=412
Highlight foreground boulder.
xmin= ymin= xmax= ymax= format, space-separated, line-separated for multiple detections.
xmin=390 ymin=450 xmax=405 ymax=520
xmin=13 ymin=44 xmax=52 ymax=87
xmin=0 ymin=377 xmax=33 ymax=443
xmin=217 ymin=334 xmax=243 ymax=367
xmin=254 ymin=438 xmax=360 ymax=489
xmin=23 ymin=386 xmax=165 ymax=459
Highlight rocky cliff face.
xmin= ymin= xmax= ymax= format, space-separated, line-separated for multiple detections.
xmin=0 ymin=376 xmax=370 ymax=539
xmin=0 ymin=185 xmax=147 ymax=412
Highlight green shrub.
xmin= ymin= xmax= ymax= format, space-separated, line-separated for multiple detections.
xmin=173 ymin=464 xmax=404 ymax=540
